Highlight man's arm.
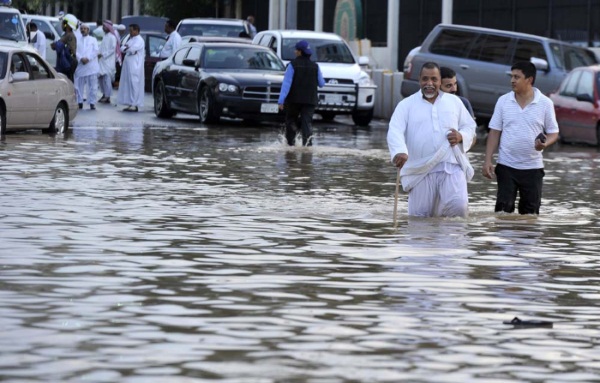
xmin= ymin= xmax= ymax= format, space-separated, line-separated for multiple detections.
xmin=387 ymin=102 xmax=409 ymax=169
xmin=483 ymin=129 xmax=501 ymax=179
xmin=277 ymin=64 xmax=294 ymax=109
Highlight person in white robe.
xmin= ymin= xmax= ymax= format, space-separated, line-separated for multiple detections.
xmin=117 ymin=24 xmax=145 ymax=112
xmin=159 ymin=19 xmax=181 ymax=59
xmin=97 ymin=20 xmax=121 ymax=103
xmin=387 ymin=61 xmax=476 ymax=218
xmin=74 ymin=23 xmax=99 ymax=109
xmin=28 ymin=22 xmax=46 ymax=59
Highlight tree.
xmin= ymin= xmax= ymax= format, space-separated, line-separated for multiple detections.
xmin=145 ymin=0 xmax=215 ymax=22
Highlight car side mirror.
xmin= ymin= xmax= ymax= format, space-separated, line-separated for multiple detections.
xmin=182 ymin=59 xmax=197 ymax=67
xmin=576 ymin=93 xmax=594 ymax=103
xmin=44 ymin=32 xmax=54 ymax=40
xmin=531 ymin=57 xmax=549 ymax=72
xmin=11 ymin=72 xmax=30 ymax=82
xmin=358 ymin=56 xmax=369 ymax=66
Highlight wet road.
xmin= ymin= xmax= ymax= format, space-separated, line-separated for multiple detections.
xmin=1 ymin=101 xmax=600 ymax=382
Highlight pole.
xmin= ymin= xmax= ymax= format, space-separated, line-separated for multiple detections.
xmin=393 ymin=169 xmax=400 ymax=229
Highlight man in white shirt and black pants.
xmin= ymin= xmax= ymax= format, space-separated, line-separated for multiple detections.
xmin=483 ymin=61 xmax=559 ymax=215
xmin=159 ymin=19 xmax=181 ymax=59
xmin=387 ymin=61 xmax=476 ymax=218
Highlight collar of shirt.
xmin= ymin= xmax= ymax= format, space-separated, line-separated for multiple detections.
xmin=510 ymin=87 xmax=541 ymax=104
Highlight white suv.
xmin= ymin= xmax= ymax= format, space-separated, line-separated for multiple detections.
xmin=0 ymin=4 xmax=27 ymax=45
xmin=22 ymin=15 xmax=61 ymax=66
xmin=253 ymin=30 xmax=376 ymax=126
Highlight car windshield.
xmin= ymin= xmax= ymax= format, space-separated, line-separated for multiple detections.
xmin=178 ymin=23 xmax=245 ymax=38
xmin=0 ymin=51 xmax=7 ymax=79
xmin=202 ymin=46 xmax=285 ymax=71
xmin=550 ymin=43 xmax=598 ymax=71
xmin=0 ymin=12 xmax=26 ymax=42
xmin=281 ymin=38 xmax=355 ymax=64
xmin=51 ymin=19 xmax=61 ymax=33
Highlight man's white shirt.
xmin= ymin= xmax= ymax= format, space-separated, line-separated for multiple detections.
xmin=160 ymin=30 xmax=181 ymax=58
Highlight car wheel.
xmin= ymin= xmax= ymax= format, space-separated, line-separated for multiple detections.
xmin=154 ymin=80 xmax=174 ymax=118
xmin=49 ymin=103 xmax=68 ymax=134
xmin=199 ymin=86 xmax=220 ymax=124
xmin=320 ymin=112 xmax=336 ymax=122
xmin=0 ymin=103 xmax=6 ymax=135
xmin=351 ymin=108 xmax=373 ymax=126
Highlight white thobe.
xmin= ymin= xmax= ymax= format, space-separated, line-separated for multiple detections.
xmin=98 ymin=32 xmax=117 ymax=79
xmin=33 ymin=30 xmax=46 ymax=59
xmin=74 ymin=35 xmax=100 ymax=104
xmin=160 ymin=30 xmax=181 ymax=58
xmin=387 ymin=91 xmax=476 ymax=217
xmin=117 ymin=34 xmax=145 ymax=108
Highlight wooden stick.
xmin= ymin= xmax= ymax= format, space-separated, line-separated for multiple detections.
xmin=393 ymin=169 xmax=400 ymax=229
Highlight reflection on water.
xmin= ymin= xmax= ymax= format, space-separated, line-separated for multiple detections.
xmin=1 ymin=124 xmax=600 ymax=382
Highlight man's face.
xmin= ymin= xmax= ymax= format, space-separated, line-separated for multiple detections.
xmin=130 ymin=27 xmax=139 ymax=37
xmin=441 ymin=76 xmax=458 ymax=94
xmin=420 ymin=67 xmax=440 ymax=99
xmin=511 ymin=69 xmax=531 ymax=93
xmin=80 ymin=26 xmax=89 ymax=36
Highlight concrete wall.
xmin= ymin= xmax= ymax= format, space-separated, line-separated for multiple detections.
xmin=371 ymin=69 xmax=404 ymax=121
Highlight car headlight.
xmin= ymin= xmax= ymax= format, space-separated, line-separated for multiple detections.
xmin=358 ymin=71 xmax=374 ymax=87
xmin=218 ymin=83 xmax=239 ymax=93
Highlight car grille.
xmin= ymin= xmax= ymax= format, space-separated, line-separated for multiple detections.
xmin=243 ymin=86 xmax=281 ymax=103
xmin=324 ymin=78 xmax=355 ymax=85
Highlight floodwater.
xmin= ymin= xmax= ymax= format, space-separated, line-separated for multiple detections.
xmin=1 ymin=121 xmax=600 ymax=383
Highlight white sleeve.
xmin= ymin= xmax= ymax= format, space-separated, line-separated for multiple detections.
xmin=387 ymin=100 xmax=409 ymax=161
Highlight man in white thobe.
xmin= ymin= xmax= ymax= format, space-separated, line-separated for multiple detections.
xmin=74 ymin=24 xmax=99 ymax=109
xmin=28 ymin=22 xmax=46 ymax=59
xmin=97 ymin=20 xmax=120 ymax=103
xmin=387 ymin=61 xmax=476 ymax=218
xmin=117 ymin=24 xmax=145 ymax=112
xmin=159 ymin=19 xmax=181 ymax=59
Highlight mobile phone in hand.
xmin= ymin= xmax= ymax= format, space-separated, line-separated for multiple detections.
xmin=536 ymin=133 xmax=546 ymax=143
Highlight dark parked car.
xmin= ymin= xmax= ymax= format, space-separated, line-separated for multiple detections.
xmin=549 ymin=65 xmax=600 ymax=146
xmin=152 ymin=42 xmax=285 ymax=123
xmin=121 ymin=31 xmax=167 ymax=92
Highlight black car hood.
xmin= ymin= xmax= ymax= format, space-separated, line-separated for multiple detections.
xmin=205 ymin=70 xmax=284 ymax=86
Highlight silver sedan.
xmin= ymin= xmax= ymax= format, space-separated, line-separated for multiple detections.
xmin=0 ymin=43 xmax=78 ymax=134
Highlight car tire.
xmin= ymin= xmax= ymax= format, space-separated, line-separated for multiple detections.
xmin=154 ymin=80 xmax=174 ymax=118
xmin=0 ymin=103 xmax=6 ymax=135
xmin=49 ymin=103 xmax=68 ymax=134
xmin=320 ymin=112 xmax=336 ymax=122
xmin=351 ymin=108 xmax=373 ymax=126
xmin=199 ymin=86 xmax=220 ymax=124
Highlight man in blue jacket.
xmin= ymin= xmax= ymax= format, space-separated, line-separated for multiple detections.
xmin=278 ymin=40 xmax=325 ymax=146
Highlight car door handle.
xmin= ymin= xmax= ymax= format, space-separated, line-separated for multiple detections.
xmin=460 ymin=64 xmax=469 ymax=69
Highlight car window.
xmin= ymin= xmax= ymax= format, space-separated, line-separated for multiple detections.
xmin=467 ymin=34 xmax=512 ymax=64
xmin=429 ymin=29 xmax=477 ymax=58
xmin=550 ymin=44 xmax=597 ymax=71
xmin=513 ymin=39 xmax=547 ymax=63
xmin=202 ymin=46 xmax=285 ymax=71
xmin=178 ymin=23 xmax=245 ymax=38
xmin=0 ymin=51 xmax=7 ymax=79
xmin=31 ymin=19 xmax=54 ymax=39
xmin=24 ymin=52 xmax=51 ymax=80
xmin=576 ymin=70 xmax=594 ymax=99
xmin=187 ymin=47 xmax=201 ymax=62
xmin=561 ymin=70 xmax=581 ymax=97
xmin=148 ymin=35 xmax=166 ymax=57
xmin=173 ymin=48 xmax=189 ymax=65
xmin=282 ymin=38 xmax=354 ymax=63
xmin=10 ymin=53 xmax=25 ymax=74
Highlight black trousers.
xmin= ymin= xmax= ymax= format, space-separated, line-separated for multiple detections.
xmin=495 ymin=163 xmax=545 ymax=215
xmin=284 ymin=103 xmax=315 ymax=146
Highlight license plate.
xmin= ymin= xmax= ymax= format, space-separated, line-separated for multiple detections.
xmin=324 ymin=94 xmax=343 ymax=103
xmin=260 ymin=103 xmax=279 ymax=113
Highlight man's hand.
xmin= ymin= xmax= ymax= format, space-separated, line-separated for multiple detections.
xmin=81 ymin=57 xmax=89 ymax=64
xmin=392 ymin=153 xmax=408 ymax=169
xmin=534 ymin=137 xmax=547 ymax=151
xmin=446 ymin=128 xmax=462 ymax=147
xmin=278 ymin=104 xmax=284 ymax=111
xmin=482 ymin=161 xmax=495 ymax=179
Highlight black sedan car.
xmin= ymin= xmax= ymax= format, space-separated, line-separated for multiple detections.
xmin=152 ymin=42 xmax=285 ymax=123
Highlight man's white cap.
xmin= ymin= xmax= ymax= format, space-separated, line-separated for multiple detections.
xmin=115 ymin=24 xmax=126 ymax=31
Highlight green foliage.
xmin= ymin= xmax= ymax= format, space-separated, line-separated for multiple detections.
xmin=145 ymin=0 xmax=214 ymax=23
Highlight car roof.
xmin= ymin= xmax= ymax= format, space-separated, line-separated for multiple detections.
xmin=571 ymin=64 xmax=600 ymax=72
xmin=434 ymin=23 xmax=587 ymax=46
xmin=183 ymin=36 xmax=252 ymax=44
xmin=183 ymin=41 xmax=269 ymax=49
xmin=259 ymin=30 xmax=343 ymax=41
xmin=22 ymin=14 xmax=59 ymax=21
xmin=179 ymin=18 xmax=246 ymax=25
xmin=0 ymin=43 xmax=37 ymax=52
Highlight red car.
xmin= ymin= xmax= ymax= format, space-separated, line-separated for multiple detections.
xmin=549 ymin=65 xmax=600 ymax=146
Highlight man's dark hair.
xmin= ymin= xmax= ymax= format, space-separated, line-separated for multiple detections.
xmin=511 ymin=61 xmax=537 ymax=85
xmin=130 ymin=23 xmax=140 ymax=33
xmin=166 ymin=19 xmax=177 ymax=29
xmin=440 ymin=66 xmax=456 ymax=80
xmin=420 ymin=61 xmax=440 ymax=76
xmin=28 ymin=22 xmax=38 ymax=31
